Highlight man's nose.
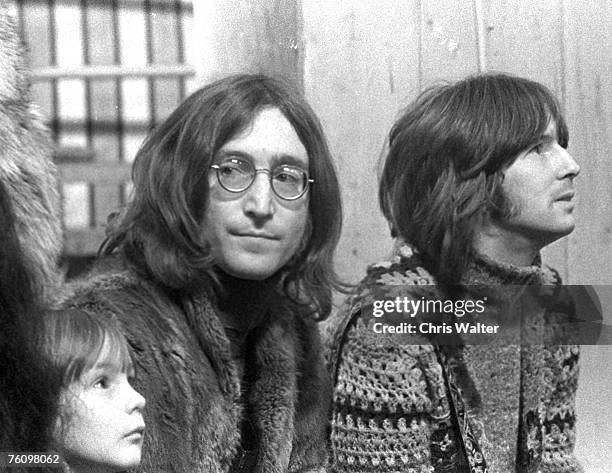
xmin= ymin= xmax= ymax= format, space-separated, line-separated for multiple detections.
xmin=243 ymin=171 xmax=275 ymax=218
xmin=557 ymin=146 xmax=580 ymax=179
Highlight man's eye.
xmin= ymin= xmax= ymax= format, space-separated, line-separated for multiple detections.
xmin=530 ymin=143 xmax=544 ymax=154
xmin=274 ymin=167 xmax=302 ymax=183
xmin=219 ymin=162 xmax=249 ymax=175
xmin=275 ymin=172 xmax=298 ymax=183
xmin=219 ymin=165 xmax=238 ymax=175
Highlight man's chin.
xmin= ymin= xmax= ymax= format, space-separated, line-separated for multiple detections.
xmin=217 ymin=260 xmax=284 ymax=281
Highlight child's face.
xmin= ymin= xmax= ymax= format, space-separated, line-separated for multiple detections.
xmin=57 ymin=347 xmax=145 ymax=473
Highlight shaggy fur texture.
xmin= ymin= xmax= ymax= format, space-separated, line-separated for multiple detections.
xmin=0 ymin=4 xmax=61 ymax=300
xmin=63 ymin=257 xmax=331 ymax=473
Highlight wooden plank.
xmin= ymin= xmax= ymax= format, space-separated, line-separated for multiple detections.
xmin=420 ymin=0 xmax=479 ymax=86
xmin=562 ymin=0 xmax=612 ymax=286
xmin=481 ymin=0 xmax=568 ymax=277
xmin=303 ymin=0 xmax=420 ymax=283
xmin=192 ymin=0 xmax=302 ymax=90
xmin=484 ymin=0 xmax=564 ymax=90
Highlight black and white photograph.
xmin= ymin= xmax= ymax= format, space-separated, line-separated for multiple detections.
xmin=1 ymin=1 xmax=611 ymax=472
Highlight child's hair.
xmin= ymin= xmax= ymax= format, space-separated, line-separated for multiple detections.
xmin=41 ymin=308 xmax=133 ymax=389
xmin=40 ymin=308 xmax=135 ymax=448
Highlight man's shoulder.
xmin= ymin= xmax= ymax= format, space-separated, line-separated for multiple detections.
xmin=361 ymin=242 xmax=436 ymax=287
xmin=58 ymin=255 xmax=143 ymax=305
xmin=323 ymin=242 xmax=439 ymax=371
xmin=326 ymin=243 xmax=436 ymax=327
xmin=58 ymin=255 xmax=193 ymax=331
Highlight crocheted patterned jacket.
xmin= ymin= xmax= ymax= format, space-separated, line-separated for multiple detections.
xmin=325 ymin=243 xmax=581 ymax=473
xmin=62 ymin=257 xmax=331 ymax=473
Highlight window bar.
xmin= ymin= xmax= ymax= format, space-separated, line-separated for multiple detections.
xmin=144 ymin=0 xmax=156 ymax=131
xmin=88 ymin=181 xmax=96 ymax=228
xmin=81 ymin=0 xmax=93 ymax=150
xmin=48 ymin=0 xmax=59 ymax=142
xmin=111 ymin=0 xmax=124 ymax=162
xmin=31 ymin=64 xmax=195 ymax=79
xmin=175 ymin=0 xmax=186 ymax=99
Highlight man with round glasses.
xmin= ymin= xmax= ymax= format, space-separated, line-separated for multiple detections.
xmin=61 ymin=74 xmax=343 ymax=472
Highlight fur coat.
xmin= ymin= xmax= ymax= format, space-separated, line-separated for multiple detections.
xmin=63 ymin=258 xmax=331 ymax=473
xmin=0 ymin=4 xmax=61 ymax=299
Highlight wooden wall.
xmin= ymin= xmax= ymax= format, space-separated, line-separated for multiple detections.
xmin=300 ymin=2 xmax=612 ymax=471
xmin=303 ymin=0 xmax=612 ymax=287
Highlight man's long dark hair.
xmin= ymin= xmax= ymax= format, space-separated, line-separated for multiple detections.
xmin=102 ymin=74 xmax=344 ymax=319
xmin=380 ymin=73 xmax=568 ymax=284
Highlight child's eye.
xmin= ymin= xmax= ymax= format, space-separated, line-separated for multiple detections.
xmin=93 ymin=376 xmax=110 ymax=389
xmin=530 ymin=143 xmax=545 ymax=154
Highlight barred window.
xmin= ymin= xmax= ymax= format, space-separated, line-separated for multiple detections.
xmin=15 ymin=0 xmax=195 ymax=255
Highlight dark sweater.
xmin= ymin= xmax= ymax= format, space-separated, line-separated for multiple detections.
xmin=325 ymin=242 xmax=582 ymax=473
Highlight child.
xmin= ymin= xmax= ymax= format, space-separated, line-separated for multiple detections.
xmin=41 ymin=308 xmax=146 ymax=473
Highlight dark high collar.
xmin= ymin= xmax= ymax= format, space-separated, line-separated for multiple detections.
xmin=213 ymin=270 xmax=275 ymax=333
xmin=461 ymin=251 xmax=544 ymax=286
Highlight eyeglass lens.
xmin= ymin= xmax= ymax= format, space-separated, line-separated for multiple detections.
xmin=216 ymin=158 xmax=308 ymax=199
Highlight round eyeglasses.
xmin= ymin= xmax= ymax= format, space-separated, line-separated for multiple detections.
xmin=210 ymin=157 xmax=314 ymax=200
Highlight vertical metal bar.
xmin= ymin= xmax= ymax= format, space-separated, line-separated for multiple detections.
xmin=81 ymin=0 xmax=94 ymax=230
xmin=49 ymin=0 xmax=59 ymax=141
xmin=81 ymin=0 xmax=93 ymax=148
xmin=88 ymin=181 xmax=96 ymax=227
xmin=111 ymin=0 xmax=124 ymax=161
xmin=144 ymin=0 xmax=155 ymax=130
xmin=175 ymin=0 xmax=186 ymax=99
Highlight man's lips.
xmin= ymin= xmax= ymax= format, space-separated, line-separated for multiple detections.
xmin=231 ymin=231 xmax=280 ymax=240
xmin=555 ymin=191 xmax=575 ymax=202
